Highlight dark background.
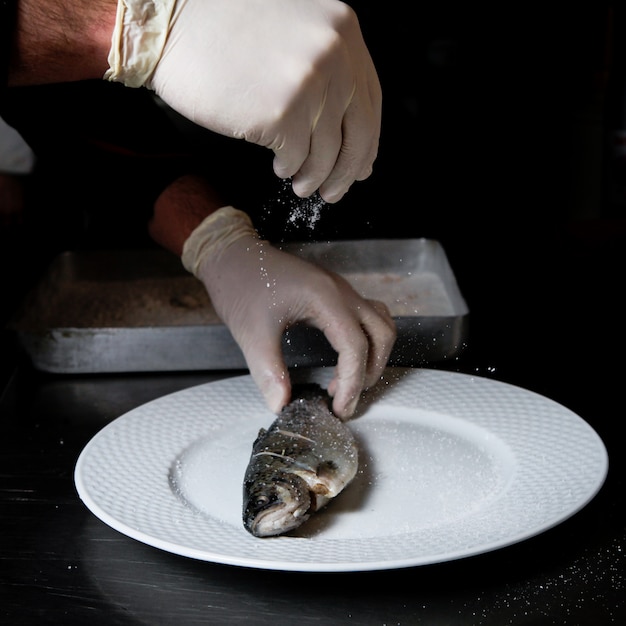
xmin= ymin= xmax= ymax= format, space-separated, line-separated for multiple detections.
xmin=1 ymin=0 xmax=626 ymax=394
xmin=1 ymin=4 xmax=625 ymax=413
xmin=1 ymin=6 xmax=625 ymax=624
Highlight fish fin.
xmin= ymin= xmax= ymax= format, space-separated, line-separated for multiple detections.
xmin=311 ymin=492 xmax=331 ymax=511
xmin=311 ymin=460 xmax=340 ymax=495
xmin=311 ymin=483 xmax=330 ymax=496
xmin=310 ymin=460 xmax=344 ymax=498
xmin=252 ymin=428 xmax=267 ymax=446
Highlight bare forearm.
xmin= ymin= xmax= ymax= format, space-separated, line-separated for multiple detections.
xmin=149 ymin=175 xmax=225 ymax=257
xmin=8 ymin=0 xmax=117 ymax=86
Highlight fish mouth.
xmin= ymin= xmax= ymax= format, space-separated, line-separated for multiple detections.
xmin=244 ymin=481 xmax=312 ymax=538
xmin=246 ymin=500 xmax=311 ymax=537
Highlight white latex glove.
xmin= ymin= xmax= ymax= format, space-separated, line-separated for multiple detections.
xmin=105 ymin=0 xmax=381 ymax=203
xmin=182 ymin=207 xmax=396 ymax=419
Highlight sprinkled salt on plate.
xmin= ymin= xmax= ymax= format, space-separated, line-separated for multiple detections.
xmin=75 ymin=368 xmax=608 ymax=572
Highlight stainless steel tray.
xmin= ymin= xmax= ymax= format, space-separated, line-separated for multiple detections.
xmin=9 ymin=240 xmax=468 ymax=373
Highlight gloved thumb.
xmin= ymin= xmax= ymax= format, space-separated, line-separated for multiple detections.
xmin=239 ymin=334 xmax=292 ymax=414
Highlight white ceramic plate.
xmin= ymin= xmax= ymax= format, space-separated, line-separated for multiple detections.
xmin=74 ymin=368 xmax=608 ymax=572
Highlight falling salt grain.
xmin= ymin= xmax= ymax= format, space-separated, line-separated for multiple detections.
xmin=287 ymin=194 xmax=327 ymax=230
xmin=265 ymin=178 xmax=328 ymax=232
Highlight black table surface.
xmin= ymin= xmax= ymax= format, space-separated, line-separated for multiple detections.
xmin=1 ymin=218 xmax=625 ymax=625
xmin=1 ymin=365 xmax=624 ymax=626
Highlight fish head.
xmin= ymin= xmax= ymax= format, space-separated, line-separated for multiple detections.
xmin=243 ymin=471 xmax=312 ymax=537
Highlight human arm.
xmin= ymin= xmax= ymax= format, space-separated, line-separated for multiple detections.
xmin=7 ymin=0 xmax=381 ymax=204
xmin=149 ymin=175 xmax=396 ymax=418
xmin=7 ymin=0 xmax=116 ymax=86
xmin=148 ymin=174 xmax=224 ymax=257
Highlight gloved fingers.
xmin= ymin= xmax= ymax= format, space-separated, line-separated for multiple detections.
xmin=233 ymin=271 xmax=394 ymax=419
xmin=233 ymin=325 xmax=293 ymax=415
xmin=355 ymin=75 xmax=382 ymax=185
xmin=271 ymin=125 xmax=310 ymax=181
xmin=317 ymin=83 xmax=381 ymax=202
xmin=321 ymin=296 xmax=397 ymax=419
xmin=290 ymin=109 xmax=342 ymax=200
xmin=287 ymin=56 xmax=351 ymax=199
xmin=271 ymin=70 xmax=347 ymax=193
xmin=274 ymin=14 xmax=381 ymax=202
xmin=287 ymin=70 xmax=381 ymax=203
xmin=361 ymin=299 xmax=396 ymax=387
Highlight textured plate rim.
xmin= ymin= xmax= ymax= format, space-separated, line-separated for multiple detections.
xmin=74 ymin=368 xmax=608 ymax=572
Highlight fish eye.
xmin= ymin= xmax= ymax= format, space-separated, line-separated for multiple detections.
xmin=255 ymin=495 xmax=270 ymax=508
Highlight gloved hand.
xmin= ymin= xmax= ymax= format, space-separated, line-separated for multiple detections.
xmin=182 ymin=207 xmax=396 ymax=419
xmin=105 ymin=0 xmax=381 ymax=203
